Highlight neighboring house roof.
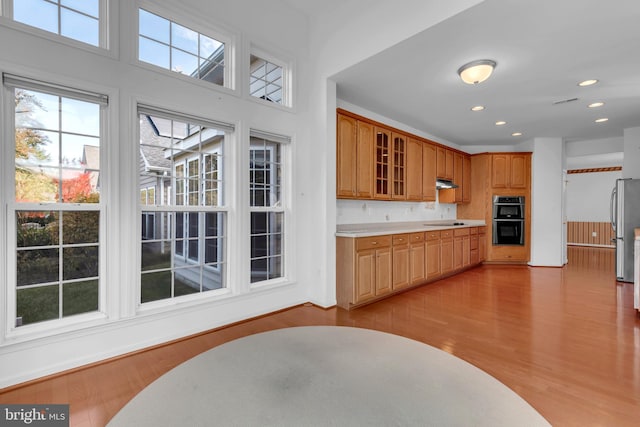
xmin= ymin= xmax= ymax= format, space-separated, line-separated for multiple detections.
xmin=140 ymin=116 xmax=172 ymax=172
xmin=82 ymin=144 xmax=100 ymax=189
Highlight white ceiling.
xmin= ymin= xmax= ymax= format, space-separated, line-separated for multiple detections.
xmin=328 ymin=0 xmax=640 ymax=147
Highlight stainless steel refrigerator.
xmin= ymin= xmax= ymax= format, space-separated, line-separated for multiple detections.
xmin=610 ymin=178 xmax=640 ymax=282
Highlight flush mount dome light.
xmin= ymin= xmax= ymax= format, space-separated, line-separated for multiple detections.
xmin=578 ymin=79 xmax=598 ymax=87
xmin=457 ymin=59 xmax=497 ymax=84
xmin=471 ymin=105 xmax=485 ymax=111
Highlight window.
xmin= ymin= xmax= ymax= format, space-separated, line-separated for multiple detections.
xmin=138 ymin=106 xmax=233 ymax=304
xmin=138 ymin=8 xmax=227 ymax=87
xmin=249 ymin=130 xmax=288 ymax=283
xmin=8 ymin=0 xmax=103 ymax=47
xmin=249 ymin=54 xmax=285 ymax=105
xmin=4 ymin=74 xmax=106 ymax=327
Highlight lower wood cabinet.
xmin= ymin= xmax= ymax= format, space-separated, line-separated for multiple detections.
xmin=336 ymin=226 xmax=486 ymax=310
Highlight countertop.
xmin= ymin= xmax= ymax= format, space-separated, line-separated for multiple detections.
xmin=336 ymin=220 xmax=486 ymax=238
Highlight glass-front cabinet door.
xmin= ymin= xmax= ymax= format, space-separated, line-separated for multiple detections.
xmin=392 ymin=132 xmax=406 ymax=199
xmin=374 ymin=127 xmax=390 ymax=199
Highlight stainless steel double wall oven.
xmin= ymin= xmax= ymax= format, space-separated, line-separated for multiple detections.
xmin=492 ymin=196 xmax=525 ymax=245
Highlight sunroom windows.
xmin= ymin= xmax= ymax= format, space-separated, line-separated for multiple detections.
xmin=4 ymin=74 xmax=106 ymax=327
xmin=138 ymin=106 xmax=232 ymax=304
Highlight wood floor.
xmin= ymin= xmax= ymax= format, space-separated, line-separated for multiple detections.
xmin=1 ymin=246 xmax=638 ymax=426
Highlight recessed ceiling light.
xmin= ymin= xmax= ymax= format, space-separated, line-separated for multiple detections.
xmin=512 ymin=132 xmax=523 ymax=137
xmin=495 ymin=121 xmax=507 ymax=126
xmin=578 ymin=79 xmax=598 ymax=87
xmin=595 ymin=118 xmax=609 ymax=123
xmin=471 ymin=105 xmax=485 ymax=111
xmin=588 ymin=102 xmax=605 ymax=108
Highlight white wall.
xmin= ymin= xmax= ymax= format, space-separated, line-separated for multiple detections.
xmin=528 ymin=137 xmax=565 ymax=267
xmin=565 ymin=171 xmax=621 ymax=222
xmin=623 ymin=127 xmax=640 ymax=179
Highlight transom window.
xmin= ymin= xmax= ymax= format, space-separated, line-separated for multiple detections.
xmin=138 ymin=8 xmax=227 ymax=87
xmin=249 ymin=54 xmax=284 ymax=105
xmin=9 ymin=0 xmax=102 ymax=47
xmin=138 ymin=106 xmax=233 ymax=304
xmin=4 ymin=74 xmax=106 ymax=328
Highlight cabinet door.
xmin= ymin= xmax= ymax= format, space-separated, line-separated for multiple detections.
xmin=336 ymin=113 xmax=357 ymax=197
xmin=376 ymin=247 xmax=393 ymax=296
xmin=355 ymin=249 xmax=376 ymax=303
xmin=462 ymin=235 xmax=471 ymax=267
xmin=453 ymin=152 xmax=464 ymax=203
xmin=356 ymin=121 xmax=374 ymax=198
xmin=392 ymin=241 xmax=410 ymax=290
xmin=426 ymin=239 xmax=441 ymax=279
xmin=509 ymin=153 xmax=528 ymax=189
xmin=422 ymin=143 xmax=437 ymax=201
xmin=453 ymin=236 xmax=463 ymax=270
xmin=479 ymin=229 xmax=487 ymax=262
xmin=491 ymin=154 xmax=510 ymax=188
xmin=436 ymin=146 xmax=447 ymax=179
xmin=406 ymin=137 xmax=423 ymax=201
xmin=445 ymin=149 xmax=455 ymax=180
xmin=374 ymin=127 xmax=391 ymax=199
xmin=441 ymin=232 xmax=454 ymax=274
xmin=409 ymin=239 xmax=426 ymax=285
xmin=391 ymin=133 xmax=407 ymax=200
xmin=462 ymin=155 xmax=471 ymax=203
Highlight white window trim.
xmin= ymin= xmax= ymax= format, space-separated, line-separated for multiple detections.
xmin=135 ymin=0 xmax=238 ymax=95
xmin=0 ymin=0 xmax=117 ymax=58
xmin=247 ymin=44 xmax=295 ymax=110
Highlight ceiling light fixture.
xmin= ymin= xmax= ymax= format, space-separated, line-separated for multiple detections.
xmin=578 ymin=79 xmax=598 ymax=87
xmin=512 ymin=132 xmax=523 ymax=137
xmin=471 ymin=105 xmax=485 ymax=111
xmin=495 ymin=121 xmax=507 ymax=126
xmin=457 ymin=59 xmax=497 ymax=84
xmin=595 ymin=118 xmax=609 ymax=123
xmin=588 ymin=102 xmax=605 ymax=108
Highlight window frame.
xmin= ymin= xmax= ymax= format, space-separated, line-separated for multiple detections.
xmin=2 ymin=74 xmax=109 ymax=338
xmin=135 ymin=1 xmax=237 ymax=94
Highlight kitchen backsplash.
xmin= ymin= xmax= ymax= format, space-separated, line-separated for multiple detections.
xmin=337 ymin=199 xmax=457 ymax=225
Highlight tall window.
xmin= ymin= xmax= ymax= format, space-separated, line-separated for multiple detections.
xmin=138 ymin=8 xmax=228 ymax=87
xmin=8 ymin=0 xmax=103 ymax=47
xmin=249 ymin=54 xmax=286 ymax=105
xmin=249 ymin=131 xmax=287 ymax=283
xmin=4 ymin=74 xmax=106 ymax=327
xmin=138 ymin=106 xmax=232 ymax=303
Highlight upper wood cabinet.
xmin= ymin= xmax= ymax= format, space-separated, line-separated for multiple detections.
xmin=374 ymin=127 xmax=391 ymax=199
xmin=436 ymin=146 xmax=454 ymax=180
xmin=422 ymin=142 xmax=437 ymax=201
xmin=462 ymin=155 xmax=471 ymax=203
xmin=336 ymin=113 xmax=357 ymax=198
xmin=406 ymin=137 xmax=423 ymax=201
xmin=491 ymin=153 xmax=529 ymax=189
xmin=356 ymin=121 xmax=374 ymax=198
xmin=391 ymin=132 xmax=407 ymax=200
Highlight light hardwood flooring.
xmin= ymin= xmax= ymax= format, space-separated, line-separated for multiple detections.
xmin=1 ymin=246 xmax=638 ymax=426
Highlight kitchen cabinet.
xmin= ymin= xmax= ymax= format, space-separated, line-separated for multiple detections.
xmin=392 ymin=234 xmax=410 ymax=290
xmin=436 ymin=146 xmax=455 ymax=180
xmin=391 ymin=132 xmax=407 ymax=200
xmin=470 ymin=227 xmax=479 ymax=265
xmin=491 ymin=153 xmax=529 ymax=189
xmin=336 ymin=113 xmax=373 ymax=199
xmin=422 ymin=142 xmax=437 ymax=201
xmin=478 ymin=226 xmax=487 ymax=262
xmin=374 ymin=127 xmax=392 ymax=199
xmin=453 ymin=227 xmax=470 ymax=270
xmin=439 ymin=152 xmax=471 ymax=204
xmin=406 ymin=137 xmax=423 ymax=201
xmin=425 ymin=231 xmax=441 ymax=280
xmin=462 ymin=155 xmax=471 ymax=203
xmin=440 ymin=229 xmax=454 ymax=274
xmin=409 ymin=232 xmax=426 ymax=285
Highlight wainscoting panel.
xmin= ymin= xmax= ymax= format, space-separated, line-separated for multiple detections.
xmin=567 ymin=221 xmax=615 ymax=247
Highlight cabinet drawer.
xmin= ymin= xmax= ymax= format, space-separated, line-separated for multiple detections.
xmin=478 ymin=226 xmax=487 ymax=235
xmin=454 ymin=228 xmax=470 ymax=237
xmin=425 ymin=230 xmax=441 ymax=241
xmin=356 ymin=235 xmax=392 ymax=251
xmin=409 ymin=232 xmax=424 ymax=243
xmin=441 ymin=230 xmax=453 ymax=239
xmin=469 ymin=227 xmax=478 ymax=235
xmin=392 ymin=234 xmax=410 ymax=245
xmin=470 ymin=235 xmax=479 ymax=250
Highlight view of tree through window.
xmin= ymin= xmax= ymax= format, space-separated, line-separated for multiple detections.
xmin=11 ymin=83 xmax=103 ymax=327
xmin=138 ymin=110 xmax=227 ymax=303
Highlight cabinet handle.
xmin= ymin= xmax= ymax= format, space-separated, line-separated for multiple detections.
xmin=372 ymin=241 xmax=377 ymax=245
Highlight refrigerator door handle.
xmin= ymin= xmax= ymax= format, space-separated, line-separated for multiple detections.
xmin=610 ymin=186 xmax=617 ymax=232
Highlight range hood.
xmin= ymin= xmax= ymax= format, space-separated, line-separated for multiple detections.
xmin=436 ymin=179 xmax=459 ymax=189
